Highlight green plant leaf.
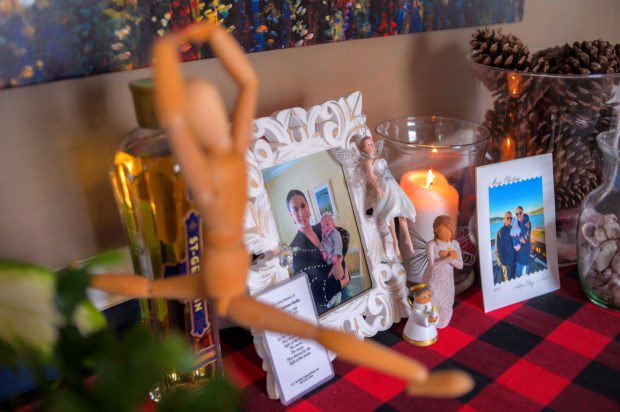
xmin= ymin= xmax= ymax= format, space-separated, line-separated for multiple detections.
xmin=0 ymin=340 xmax=18 ymax=368
xmin=78 ymin=249 xmax=126 ymax=273
xmin=54 ymin=267 xmax=91 ymax=320
xmin=0 ymin=260 xmax=63 ymax=358
xmin=1 ymin=259 xmax=233 ymax=410
xmin=72 ymin=301 xmax=106 ymax=337
xmin=91 ymin=326 xmax=194 ymax=410
xmin=159 ymin=375 xmax=240 ymax=412
xmin=48 ymin=390 xmax=90 ymax=412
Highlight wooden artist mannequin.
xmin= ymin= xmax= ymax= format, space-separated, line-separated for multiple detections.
xmin=92 ymin=23 xmax=473 ymax=398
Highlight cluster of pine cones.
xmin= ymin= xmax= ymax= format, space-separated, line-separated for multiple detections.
xmin=470 ymin=28 xmax=620 ymax=210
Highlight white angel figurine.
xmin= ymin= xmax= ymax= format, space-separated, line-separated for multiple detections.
xmin=403 ymin=284 xmax=438 ymax=346
xmin=422 ymin=215 xmax=463 ymax=329
xmin=332 ymin=136 xmax=417 ymax=258
xmin=360 ymin=136 xmax=417 ymax=258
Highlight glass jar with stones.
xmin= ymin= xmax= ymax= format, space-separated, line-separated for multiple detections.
xmin=577 ymin=130 xmax=620 ymax=310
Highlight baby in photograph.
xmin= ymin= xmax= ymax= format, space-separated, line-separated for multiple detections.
xmin=510 ymin=216 xmax=521 ymax=247
xmin=320 ymin=213 xmax=350 ymax=301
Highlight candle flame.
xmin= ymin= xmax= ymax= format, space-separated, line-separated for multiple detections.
xmin=500 ymin=135 xmax=516 ymax=161
xmin=508 ymin=73 xmax=521 ymax=97
xmin=431 ymin=147 xmax=438 ymax=153
xmin=425 ymin=169 xmax=434 ymax=189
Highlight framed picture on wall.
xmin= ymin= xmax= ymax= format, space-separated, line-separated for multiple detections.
xmin=306 ymin=190 xmax=319 ymax=226
xmin=243 ymin=92 xmax=409 ymax=399
xmin=311 ymin=180 xmax=339 ymax=219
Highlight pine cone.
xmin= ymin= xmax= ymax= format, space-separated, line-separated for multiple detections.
xmin=560 ymin=40 xmax=619 ymax=75
xmin=522 ymin=97 xmax=561 ymax=157
xmin=470 ymin=28 xmax=532 ymax=71
xmin=553 ymin=124 xmax=603 ymax=209
xmin=548 ymin=109 xmax=604 ymax=210
xmin=470 ymin=29 xmax=619 ymax=211
xmin=532 ymin=45 xmax=569 ymax=73
xmin=483 ymin=101 xmax=512 ymax=161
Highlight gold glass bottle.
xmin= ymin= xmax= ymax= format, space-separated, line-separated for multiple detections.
xmin=110 ymin=79 xmax=221 ymax=400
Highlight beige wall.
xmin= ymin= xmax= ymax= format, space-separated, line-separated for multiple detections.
xmin=1 ymin=0 xmax=619 ymax=267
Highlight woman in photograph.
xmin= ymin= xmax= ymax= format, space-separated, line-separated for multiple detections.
xmin=286 ymin=189 xmax=350 ymax=314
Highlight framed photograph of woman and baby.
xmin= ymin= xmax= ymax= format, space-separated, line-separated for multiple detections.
xmin=262 ymin=150 xmax=372 ymax=316
xmin=476 ymin=154 xmax=560 ymax=313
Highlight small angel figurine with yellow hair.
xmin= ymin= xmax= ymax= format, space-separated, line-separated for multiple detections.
xmin=403 ymin=284 xmax=439 ymax=346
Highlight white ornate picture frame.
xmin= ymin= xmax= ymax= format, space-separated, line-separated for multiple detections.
xmin=243 ymin=92 xmax=409 ymax=399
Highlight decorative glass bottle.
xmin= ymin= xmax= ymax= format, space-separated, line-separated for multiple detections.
xmin=110 ymin=79 xmax=222 ymax=398
xmin=577 ymin=130 xmax=620 ymax=310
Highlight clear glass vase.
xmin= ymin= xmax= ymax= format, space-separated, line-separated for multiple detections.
xmin=577 ymin=130 xmax=620 ymax=311
xmin=375 ymin=116 xmax=489 ymax=293
xmin=470 ymin=60 xmax=620 ymax=266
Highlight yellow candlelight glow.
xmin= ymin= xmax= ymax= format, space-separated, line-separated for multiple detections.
xmin=425 ymin=169 xmax=434 ymax=189
xmin=400 ymin=169 xmax=459 ymax=247
xmin=508 ymin=72 xmax=521 ymax=97
xmin=500 ymin=135 xmax=516 ymax=161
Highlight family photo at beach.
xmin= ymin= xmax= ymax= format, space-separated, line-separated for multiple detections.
xmin=489 ymin=177 xmax=548 ymax=285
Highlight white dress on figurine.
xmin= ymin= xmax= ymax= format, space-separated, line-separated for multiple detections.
xmin=403 ymin=301 xmax=438 ymax=345
xmin=424 ymin=239 xmax=463 ymax=328
xmin=370 ymin=158 xmax=417 ymax=226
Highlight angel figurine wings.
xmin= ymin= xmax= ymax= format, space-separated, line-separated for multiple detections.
xmin=333 ymin=136 xmax=417 ymax=259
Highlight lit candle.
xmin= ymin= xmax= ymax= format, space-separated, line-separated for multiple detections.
xmin=500 ymin=136 xmax=516 ymax=161
xmin=508 ymin=72 xmax=521 ymax=97
xmin=400 ymin=169 xmax=459 ymax=248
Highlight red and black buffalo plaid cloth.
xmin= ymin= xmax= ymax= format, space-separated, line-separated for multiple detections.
xmin=219 ymin=268 xmax=619 ymax=411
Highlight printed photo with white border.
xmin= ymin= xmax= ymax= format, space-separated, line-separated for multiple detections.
xmin=476 ymin=154 xmax=560 ymax=312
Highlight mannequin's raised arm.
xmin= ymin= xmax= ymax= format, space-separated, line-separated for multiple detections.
xmin=177 ymin=23 xmax=259 ymax=154
xmin=152 ymin=36 xmax=216 ymax=201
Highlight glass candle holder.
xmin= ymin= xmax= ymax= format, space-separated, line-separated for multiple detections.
xmin=470 ymin=59 xmax=620 ymax=265
xmin=376 ymin=116 xmax=490 ymax=293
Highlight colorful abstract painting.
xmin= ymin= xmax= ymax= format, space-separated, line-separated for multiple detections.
xmin=0 ymin=0 xmax=523 ymax=89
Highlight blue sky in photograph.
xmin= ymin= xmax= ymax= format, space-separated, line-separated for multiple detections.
xmin=489 ymin=176 xmax=544 ymax=218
